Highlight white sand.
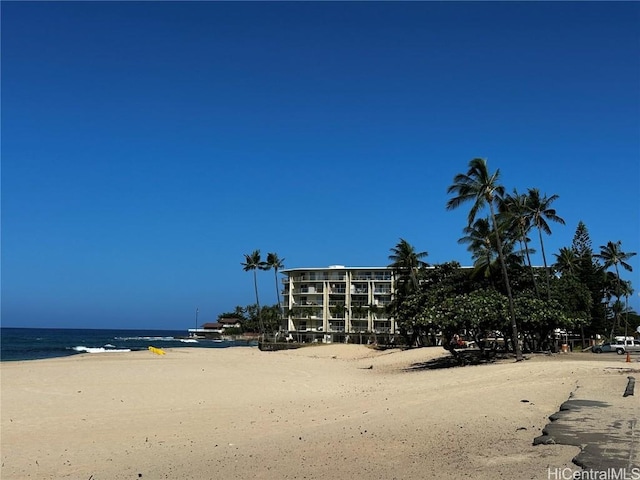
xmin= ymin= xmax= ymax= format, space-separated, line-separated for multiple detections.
xmin=1 ymin=345 xmax=635 ymax=479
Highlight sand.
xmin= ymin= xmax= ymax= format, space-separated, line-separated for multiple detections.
xmin=1 ymin=345 xmax=637 ymax=480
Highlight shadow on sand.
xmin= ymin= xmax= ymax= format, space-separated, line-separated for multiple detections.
xmin=405 ymin=350 xmax=510 ymax=371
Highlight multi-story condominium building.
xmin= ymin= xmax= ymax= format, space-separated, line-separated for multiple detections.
xmin=281 ymin=265 xmax=396 ymax=343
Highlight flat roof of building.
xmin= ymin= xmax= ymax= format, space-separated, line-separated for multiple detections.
xmin=281 ymin=266 xmax=393 ymax=273
xmin=281 ymin=265 xmax=474 ymax=273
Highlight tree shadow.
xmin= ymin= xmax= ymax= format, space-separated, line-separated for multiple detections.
xmin=405 ymin=350 xmax=509 ymax=371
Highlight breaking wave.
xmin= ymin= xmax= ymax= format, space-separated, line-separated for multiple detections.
xmin=115 ymin=336 xmax=176 ymax=341
xmin=72 ymin=346 xmax=131 ymax=354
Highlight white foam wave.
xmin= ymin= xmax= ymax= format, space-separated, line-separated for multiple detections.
xmin=72 ymin=346 xmax=131 ymax=354
xmin=114 ymin=336 xmax=175 ymax=341
xmin=179 ymin=339 xmax=198 ymax=343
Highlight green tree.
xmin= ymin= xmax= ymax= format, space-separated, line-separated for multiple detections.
xmin=554 ymin=247 xmax=580 ymax=276
xmin=388 ymin=238 xmax=428 ymax=292
xmin=388 ymin=239 xmax=429 ymax=346
xmin=218 ymin=309 xmax=246 ymax=320
xmin=458 ymin=218 xmax=496 ymax=281
xmin=569 ymin=222 xmax=606 ymax=337
xmin=595 ymin=240 xmax=636 ymax=338
xmin=446 ymin=158 xmax=523 ymax=361
xmin=595 ymin=241 xmax=636 ymax=291
xmin=425 ymin=288 xmax=509 ymax=362
xmin=513 ymin=293 xmax=573 ymax=352
xmin=458 ymin=217 xmax=522 ymax=282
xmin=500 ymin=190 xmax=539 ymax=296
xmin=572 ymin=221 xmax=593 ymax=260
xmin=526 ymin=188 xmax=565 ymax=300
xmin=261 ymin=305 xmax=284 ymax=334
xmin=241 ymin=250 xmax=267 ymax=334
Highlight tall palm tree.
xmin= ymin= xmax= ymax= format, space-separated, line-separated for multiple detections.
xmin=241 ymin=250 xmax=267 ymax=334
xmin=525 ymin=188 xmax=565 ymax=300
xmin=265 ymin=252 xmax=285 ymax=311
xmin=595 ymin=241 xmax=636 ymax=338
xmin=500 ymin=189 xmax=539 ymax=297
xmin=388 ymin=238 xmax=428 ymax=292
xmin=446 ymin=158 xmax=523 ymax=361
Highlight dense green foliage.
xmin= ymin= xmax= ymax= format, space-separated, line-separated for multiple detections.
xmin=389 ymin=159 xmax=636 ymax=357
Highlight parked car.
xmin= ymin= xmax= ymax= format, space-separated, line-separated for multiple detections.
xmin=593 ymin=338 xmax=640 ymax=355
xmin=592 ymin=342 xmax=615 ymax=354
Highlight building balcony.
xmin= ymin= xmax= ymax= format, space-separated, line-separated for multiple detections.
xmin=374 ymin=274 xmax=392 ymax=281
xmin=329 ymin=321 xmax=345 ymax=332
xmin=351 ymin=274 xmax=372 ymax=281
xmin=350 ymin=321 xmax=369 ymax=333
xmin=298 ymin=288 xmax=323 ymax=294
xmin=374 ymin=327 xmax=391 ymax=334
xmin=294 ymin=320 xmax=324 ymax=332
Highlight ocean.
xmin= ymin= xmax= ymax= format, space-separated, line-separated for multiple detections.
xmin=0 ymin=327 xmax=254 ymax=362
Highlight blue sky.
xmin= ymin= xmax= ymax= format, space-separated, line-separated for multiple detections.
xmin=2 ymin=2 xmax=639 ymax=330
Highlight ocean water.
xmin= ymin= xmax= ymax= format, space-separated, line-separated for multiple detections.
xmin=0 ymin=327 xmax=254 ymax=362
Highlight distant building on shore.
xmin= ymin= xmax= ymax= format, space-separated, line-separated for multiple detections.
xmin=280 ymin=265 xmax=396 ymax=343
xmin=188 ymin=318 xmax=242 ymax=338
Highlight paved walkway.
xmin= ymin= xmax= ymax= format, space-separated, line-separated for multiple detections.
xmin=535 ymin=367 xmax=639 ymax=473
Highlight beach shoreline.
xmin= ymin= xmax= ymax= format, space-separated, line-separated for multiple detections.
xmin=1 ymin=345 xmax=636 ymax=479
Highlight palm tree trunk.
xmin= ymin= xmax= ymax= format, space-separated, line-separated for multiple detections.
xmin=538 ymin=228 xmax=551 ymax=301
xmin=603 ymin=285 xmax=615 ymax=341
xmin=520 ymin=226 xmax=539 ymax=298
xmin=410 ymin=268 xmax=418 ymax=290
xmin=490 ymin=204 xmax=523 ymax=361
xmin=253 ymin=271 xmax=263 ymax=335
xmin=274 ymin=270 xmax=281 ymax=310
xmin=613 ymin=264 xmax=622 ymax=336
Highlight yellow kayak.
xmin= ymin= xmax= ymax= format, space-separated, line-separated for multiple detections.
xmin=148 ymin=346 xmax=166 ymax=355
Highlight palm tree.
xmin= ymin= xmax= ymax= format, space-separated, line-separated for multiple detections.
xmin=595 ymin=241 xmax=636 ymax=285
xmin=595 ymin=241 xmax=637 ymax=338
xmin=241 ymin=250 xmax=267 ymax=334
xmin=265 ymin=252 xmax=285 ymax=311
xmin=525 ymin=188 xmax=565 ymax=301
xmin=500 ymin=189 xmax=539 ymax=296
xmin=446 ymin=158 xmax=523 ymax=361
xmin=458 ymin=217 xmax=497 ymax=281
xmin=388 ymin=238 xmax=429 ymax=292
xmin=554 ymin=247 xmax=580 ymax=276
xmin=458 ymin=217 xmax=521 ymax=281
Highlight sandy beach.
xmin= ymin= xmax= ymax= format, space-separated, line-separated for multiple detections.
xmin=1 ymin=345 xmax=638 ymax=479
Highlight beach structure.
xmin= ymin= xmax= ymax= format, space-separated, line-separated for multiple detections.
xmin=188 ymin=318 xmax=242 ymax=338
xmin=280 ymin=265 xmax=396 ymax=343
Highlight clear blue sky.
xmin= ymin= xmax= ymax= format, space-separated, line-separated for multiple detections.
xmin=2 ymin=2 xmax=639 ymax=330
